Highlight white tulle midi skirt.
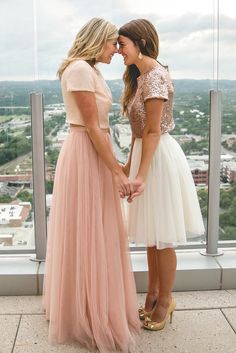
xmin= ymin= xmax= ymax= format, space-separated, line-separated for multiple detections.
xmin=128 ymin=133 xmax=205 ymax=248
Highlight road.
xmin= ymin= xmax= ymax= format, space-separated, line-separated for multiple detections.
xmin=221 ymin=145 xmax=236 ymax=157
xmin=0 ymin=152 xmax=31 ymax=173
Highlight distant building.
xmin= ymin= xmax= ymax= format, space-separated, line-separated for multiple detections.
xmin=221 ymin=134 xmax=236 ymax=147
xmin=8 ymin=119 xmax=30 ymax=129
xmin=0 ymin=181 xmax=24 ymax=198
xmin=44 ymin=104 xmax=65 ymax=119
xmin=188 ymin=160 xmax=209 ymax=185
xmin=0 ymin=174 xmax=31 ymax=183
xmin=221 ymin=162 xmax=236 ymax=183
xmin=0 ymin=201 xmax=31 ymax=227
xmin=174 ymin=134 xmax=202 ymax=144
xmin=0 ymin=234 xmax=13 ymax=246
xmin=187 ymin=154 xmax=234 ymax=163
xmin=191 ymin=168 xmax=209 ymax=185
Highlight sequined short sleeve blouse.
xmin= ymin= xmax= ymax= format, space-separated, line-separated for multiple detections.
xmin=127 ymin=64 xmax=175 ymax=138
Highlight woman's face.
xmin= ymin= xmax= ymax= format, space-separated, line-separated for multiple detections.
xmin=118 ymin=35 xmax=139 ymax=66
xmin=97 ymin=39 xmax=118 ymax=64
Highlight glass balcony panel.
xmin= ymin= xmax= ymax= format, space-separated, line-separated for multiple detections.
xmin=0 ymin=1 xmax=36 ymax=252
xmin=218 ymin=1 xmax=236 ymax=244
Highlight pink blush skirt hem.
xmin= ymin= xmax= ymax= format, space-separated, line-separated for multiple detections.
xmin=43 ymin=126 xmax=140 ymax=353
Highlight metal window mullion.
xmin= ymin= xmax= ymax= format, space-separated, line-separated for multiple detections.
xmin=205 ymin=90 xmax=222 ymax=255
xmin=31 ymin=92 xmax=47 ymax=261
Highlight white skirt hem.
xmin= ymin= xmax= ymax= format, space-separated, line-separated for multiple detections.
xmin=127 ymin=133 xmax=205 ymax=246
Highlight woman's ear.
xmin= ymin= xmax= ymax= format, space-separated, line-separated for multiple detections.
xmin=141 ymin=39 xmax=146 ymax=47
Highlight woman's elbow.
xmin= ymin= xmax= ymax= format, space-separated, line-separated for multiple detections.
xmin=146 ymin=129 xmax=161 ymax=141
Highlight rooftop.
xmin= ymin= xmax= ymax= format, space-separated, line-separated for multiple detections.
xmin=1 ymin=291 xmax=236 ymax=353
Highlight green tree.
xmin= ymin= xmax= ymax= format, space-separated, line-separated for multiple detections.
xmin=220 ymin=190 xmax=233 ymax=209
xmin=220 ymin=211 xmax=236 ymax=228
xmin=17 ymin=190 xmax=33 ymax=204
xmin=46 ymin=180 xmax=54 ymax=194
xmin=0 ymin=194 xmax=12 ymax=203
xmin=46 ymin=148 xmax=59 ymax=166
xmin=219 ymin=227 xmax=236 ymax=240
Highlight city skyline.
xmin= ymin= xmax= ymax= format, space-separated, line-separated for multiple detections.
xmin=0 ymin=0 xmax=236 ymax=80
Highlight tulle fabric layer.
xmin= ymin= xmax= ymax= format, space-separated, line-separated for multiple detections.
xmin=128 ymin=133 xmax=205 ymax=247
xmin=43 ymin=126 xmax=140 ymax=353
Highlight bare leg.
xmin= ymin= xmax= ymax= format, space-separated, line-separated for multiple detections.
xmin=151 ymin=248 xmax=177 ymax=322
xmin=144 ymin=246 xmax=159 ymax=311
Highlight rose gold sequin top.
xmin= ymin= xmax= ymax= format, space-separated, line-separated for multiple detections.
xmin=127 ymin=64 xmax=175 ymax=138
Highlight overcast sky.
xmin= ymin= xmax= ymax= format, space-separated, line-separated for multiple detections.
xmin=0 ymin=0 xmax=235 ymax=81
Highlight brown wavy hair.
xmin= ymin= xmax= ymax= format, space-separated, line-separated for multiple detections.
xmin=118 ymin=19 xmax=159 ymax=114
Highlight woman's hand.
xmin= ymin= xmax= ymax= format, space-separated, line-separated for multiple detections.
xmin=127 ymin=176 xmax=146 ymax=202
xmin=114 ymin=170 xmax=133 ymax=199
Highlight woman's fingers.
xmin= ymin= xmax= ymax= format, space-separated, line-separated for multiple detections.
xmin=115 ymin=173 xmax=145 ymax=200
xmin=127 ymin=179 xmax=145 ymax=201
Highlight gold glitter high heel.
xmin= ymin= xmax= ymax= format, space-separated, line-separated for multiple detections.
xmin=143 ymin=298 xmax=176 ymax=331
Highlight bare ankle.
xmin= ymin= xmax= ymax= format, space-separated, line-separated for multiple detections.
xmin=147 ymin=289 xmax=159 ymax=297
xmin=158 ymin=295 xmax=172 ymax=306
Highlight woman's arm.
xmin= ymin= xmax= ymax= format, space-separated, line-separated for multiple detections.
xmin=122 ymin=135 xmax=135 ymax=177
xmin=128 ymin=98 xmax=164 ymax=201
xmin=72 ymin=91 xmax=132 ymax=196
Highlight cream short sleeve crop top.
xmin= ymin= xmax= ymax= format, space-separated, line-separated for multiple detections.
xmin=61 ymin=60 xmax=112 ymax=128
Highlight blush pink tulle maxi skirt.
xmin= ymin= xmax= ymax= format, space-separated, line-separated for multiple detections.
xmin=43 ymin=126 xmax=140 ymax=353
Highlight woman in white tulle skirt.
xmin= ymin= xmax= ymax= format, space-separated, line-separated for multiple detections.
xmin=118 ymin=19 xmax=205 ymax=331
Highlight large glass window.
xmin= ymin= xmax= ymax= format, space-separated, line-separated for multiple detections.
xmin=0 ymin=0 xmax=36 ymax=252
xmin=2 ymin=0 xmax=235 ymax=255
xmin=219 ymin=0 xmax=236 ymax=243
xmin=37 ymin=0 xmax=211 ymax=249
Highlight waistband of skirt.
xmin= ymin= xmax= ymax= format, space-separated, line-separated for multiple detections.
xmin=69 ymin=124 xmax=110 ymax=133
xmin=135 ymin=132 xmax=169 ymax=141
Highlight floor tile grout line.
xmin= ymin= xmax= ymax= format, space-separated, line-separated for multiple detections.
xmin=11 ymin=314 xmax=22 ymax=353
xmin=225 ymin=289 xmax=235 ymax=295
xmin=175 ymin=306 xmax=236 ymax=311
xmin=1 ymin=306 xmax=236 ymax=316
xmin=220 ymin=308 xmax=236 ymax=334
xmin=0 ymin=312 xmax=44 ymax=316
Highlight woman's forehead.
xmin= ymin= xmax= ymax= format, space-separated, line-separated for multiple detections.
xmin=118 ymin=35 xmax=131 ymax=42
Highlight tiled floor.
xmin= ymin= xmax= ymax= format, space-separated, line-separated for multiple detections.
xmin=1 ymin=291 xmax=236 ymax=353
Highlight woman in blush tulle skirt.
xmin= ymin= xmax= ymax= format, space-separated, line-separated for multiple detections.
xmin=43 ymin=18 xmax=140 ymax=353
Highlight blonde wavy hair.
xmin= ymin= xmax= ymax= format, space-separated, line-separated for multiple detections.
xmin=118 ymin=19 xmax=159 ymax=114
xmin=58 ymin=18 xmax=118 ymax=79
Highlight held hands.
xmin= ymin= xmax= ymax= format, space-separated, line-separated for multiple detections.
xmin=127 ymin=177 xmax=145 ymax=203
xmin=114 ymin=170 xmax=145 ymax=202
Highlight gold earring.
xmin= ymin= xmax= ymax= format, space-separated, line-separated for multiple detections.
xmin=138 ymin=52 xmax=143 ymax=60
